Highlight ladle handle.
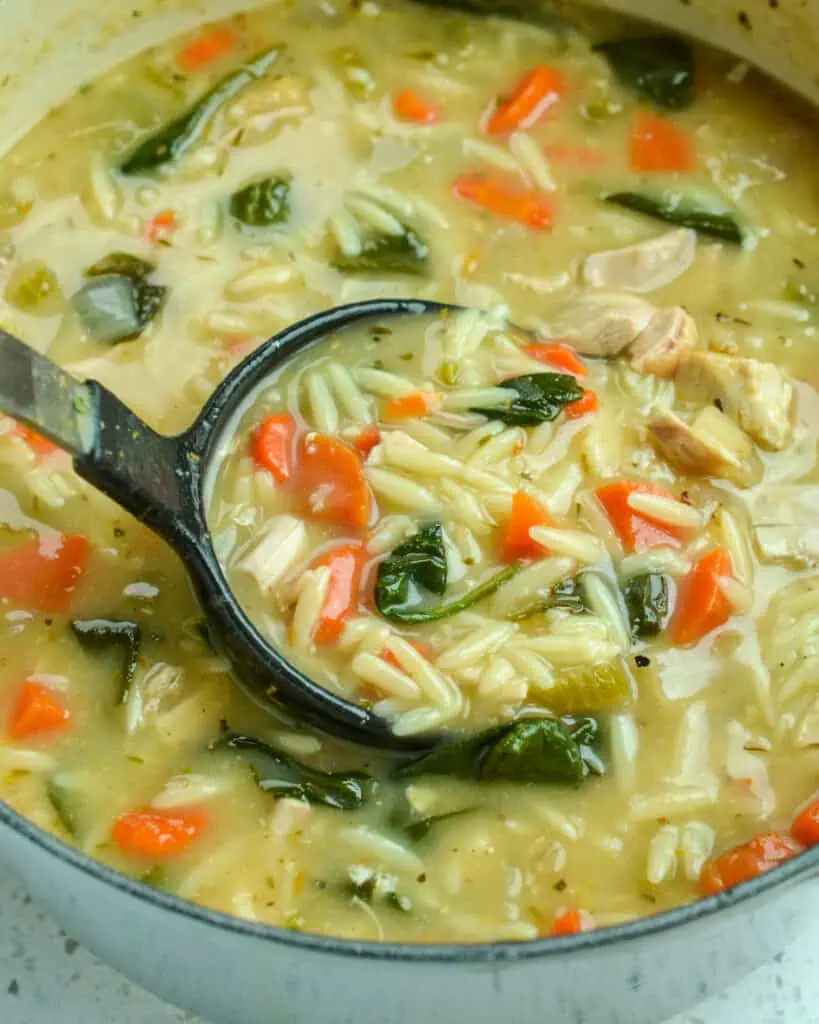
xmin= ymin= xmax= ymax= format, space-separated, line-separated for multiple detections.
xmin=0 ymin=329 xmax=203 ymax=549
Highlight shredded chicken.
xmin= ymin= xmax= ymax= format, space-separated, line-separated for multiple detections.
xmin=648 ymin=406 xmax=761 ymax=488
xmin=677 ymin=351 xmax=794 ymax=450
xmin=629 ymin=306 xmax=698 ymax=378
xmin=552 ymin=294 xmax=655 ymax=357
xmin=581 ymin=228 xmax=697 ymax=294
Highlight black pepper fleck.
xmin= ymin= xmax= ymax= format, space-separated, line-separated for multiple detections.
xmin=738 ymin=10 xmax=752 ymax=29
xmin=794 ymin=257 xmax=805 ymax=269
xmin=635 ymin=654 xmax=651 ymax=668
xmin=417 ymin=872 xmax=427 ymax=883
xmin=715 ymin=397 xmax=724 ymax=412
xmin=554 ymin=879 xmax=567 ymax=892
xmin=64 ymin=938 xmax=79 ymax=955
xmin=8 ymin=980 xmax=19 ymax=996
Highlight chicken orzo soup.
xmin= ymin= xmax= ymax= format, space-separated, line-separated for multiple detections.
xmin=1 ymin=0 xmax=818 ymax=942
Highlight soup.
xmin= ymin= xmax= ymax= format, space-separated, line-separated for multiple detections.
xmin=1 ymin=0 xmax=818 ymax=943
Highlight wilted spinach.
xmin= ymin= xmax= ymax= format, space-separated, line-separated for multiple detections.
xmin=595 ymin=36 xmax=694 ymax=109
xmin=621 ymin=573 xmax=669 ymax=639
xmin=71 ymin=617 xmax=141 ymax=701
xmin=230 ymin=175 xmax=291 ymax=227
xmin=605 ymin=191 xmax=743 ymax=244
xmin=374 ymin=522 xmax=519 ymax=624
xmin=84 ymin=252 xmax=156 ymax=280
xmin=333 ymin=227 xmax=429 ymax=276
xmin=472 ymin=373 xmax=583 ymax=426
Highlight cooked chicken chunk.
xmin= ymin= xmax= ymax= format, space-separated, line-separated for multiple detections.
xmin=753 ymin=486 xmax=819 ymax=565
xmin=552 ymin=294 xmax=655 ymax=357
xmin=628 ymin=306 xmax=698 ymax=377
xmin=581 ymin=228 xmax=697 ymax=294
xmin=677 ymin=351 xmax=794 ymax=450
xmin=648 ymin=406 xmax=761 ymax=487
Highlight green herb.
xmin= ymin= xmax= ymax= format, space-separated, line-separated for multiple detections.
xmin=604 ymin=191 xmax=744 ymax=244
xmin=472 ymin=373 xmax=583 ymax=426
xmin=333 ymin=227 xmax=429 ymax=276
xmin=141 ymin=866 xmax=173 ymax=892
xmin=437 ymin=360 xmax=460 ymax=386
xmin=229 ymin=175 xmax=291 ymax=228
xmin=84 ymin=252 xmax=156 ymax=280
xmin=399 ymin=808 xmax=476 ymax=842
xmin=595 ymin=36 xmax=694 ymax=109
xmin=217 ymin=731 xmax=375 ymax=810
xmin=46 ymin=775 xmax=81 ymax=837
xmin=397 ymin=716 xmax=602 ymax=787
xmin=508 ymin=573 xmax=589 ymax=621
xmin=374 ymin=522 xmax=519 ymax=624
xmin=72 ymin=274 xmax=167 ymax=344
xmin=119 ymin=48 xmax=281 ymax=175
xmin=71 ymin=618 xmax=141 ymax=701
xmin=621 ymin=573 xmax=669 ymax=639
xmin=343 ymin=867 xmax=412 ymax=913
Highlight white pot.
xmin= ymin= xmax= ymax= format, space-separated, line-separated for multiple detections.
xmin=1 ymin=3 xmax=818 ymax=1022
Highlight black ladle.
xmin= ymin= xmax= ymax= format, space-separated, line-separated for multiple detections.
xmin=0 ymin=299 xmax=456 ymax=753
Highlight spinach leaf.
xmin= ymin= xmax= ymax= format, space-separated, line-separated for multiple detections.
xmin=217 ymin=731 xmax=375 ymax=810
xmin=72 ymin=274 xmax=167 ymax=344
xmin=333 ymin=227 xmax=429 ymax=276
xmin=567 ymin=714 xmax=606 ymax=777
xmin=605 ymin=191 xmax=743 ymax=244
xmin=595 ymin=36 xmax=694 ymax=109
xmin=46 ymin=775 xmax=81 ymax=837
xmin=472 ymin=373 xmax=583 ymax=426
xmin=621 ymin=572 xmax=669 ymax=639
xmin=509 ymin=572 xmax=589 ymax=621
xmin=84 ymin=252 xmax=156 ymax=280
xmin=400 ymin=808 xmax=476 ymax=842
xmin=230 ymin=175 xmax=291 ymax=228
xmin=71 ymin=618 xmax=141 ymax=701
xmin=343 ymin=866 xmax=412 ymax=913
xmin=375 ymin=523 xmax=519 ymax=624
xmin=397 ymin=716 xmax=601 ymax=787
xmin=120 ymin=48 xmax=281 ymax=175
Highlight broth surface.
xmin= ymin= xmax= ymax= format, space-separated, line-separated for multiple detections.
xmin=0 ymin=0 xmax=818 ymax=942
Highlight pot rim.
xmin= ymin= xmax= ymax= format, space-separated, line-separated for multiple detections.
xmin=1 ymin=796 xmax=816 ymax=962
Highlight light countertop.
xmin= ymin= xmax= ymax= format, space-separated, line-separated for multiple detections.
xmin=1 ymin=871 xmax=817 ymax=1023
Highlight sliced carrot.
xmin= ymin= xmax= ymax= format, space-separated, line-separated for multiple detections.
xmin=523 ymin=342 xmax=586 ymax=377
xmin=310 ymin=542 xmax=369 ymax=644
xmin=382 ymin=640 xmax=434 ymax=670
xmin=595 ymin=481 xmax=687 ymax=555
xmin=454 ymin=172 xmax=554 ymax=230
xmin=500 ymin=490 xmax=554 ymax=563
xmin=549 ymin=909 xmax=595 ymax=936
xmin=353 ymin=426 xmax=381 ymax=458
xmin=146 ymin=210 xmax=178 ymax=244
xmin=0 ymin=534 xmax=88 ymax=613
xmin=630 ymin=112 xmax=696 ymax=173
xmin=564 ymin=390 xmax=599 ymax=420
xmin=670 ymin=547 xmax=733 ymax=646
xmin=385 ymin=391 xmax=442 ymax=420
xmin=9 ymin=680 xmax=70 ymax=741
xmin=699 ymin=833 xmax=800 ymax=896
xmin=544 ymin=144 xmax=607 ymax=168
xmin=113 ymin=807 xmax=209 ymax=860
xmin=296 ymin=433 xmax=372 ymax=531
xmin=14 ymin=422 xmax=59 ymax=457
xmin=792 ymin=799 xmax=819 ymax=847
xmin=393 ymin=88 xmax=441 ymax=124
xmin=176 ymin=26 xmax=239 ymax=73
xmin=251 ymin=413 xmax=298 ymax=483
xmin=484 ymin=65 xmax=565 ymax=135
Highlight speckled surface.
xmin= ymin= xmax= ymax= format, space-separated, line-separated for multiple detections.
xmin=1 ymin=872 xmax=817 ymax=1023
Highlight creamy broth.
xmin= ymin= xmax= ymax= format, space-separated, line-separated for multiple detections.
xmin=0 ymin=0 xmax=818 ymax=943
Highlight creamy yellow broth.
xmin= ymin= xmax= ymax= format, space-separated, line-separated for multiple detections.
xmin=0 ymin=0 xmax=818 ymax=943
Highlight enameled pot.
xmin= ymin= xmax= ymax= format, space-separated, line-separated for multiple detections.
xmin=1 ymin=2 xmax=818 ymax=1021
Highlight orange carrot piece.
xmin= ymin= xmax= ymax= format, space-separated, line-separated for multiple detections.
xmin=523 ymin=342 xmax=586 ymax=377
xmin=176 ymin=26 xmax=239 ymax=73
xmin=454 ymin=172 xmax=554 ymax=230
xmin=484 ymin=65 xmax=565 ymax=135
xmin=595 ymin=481 xmax=687 ymax=554
xmin=630 ymin=112 xmax=696 ymax=173
xmin=9 ymin=680 xmax=70 ymax=741
xmin=14 ymin=422 xmax=59 ymax=457
xmin=670 ymin=547 xmax=733 ymax=646
xmin=251 ymin=413 xmax=298 ymax=483
xmin=544 ymin=144 xmax=607 ymax=168
xmin=0 ymin=534 xmax=88 ymax=613
xmin=146 ymin=210 xmax=178 ymax=244
xmin=382 ymin=640 xmax=434 ymax=670
xmin=564 ymin=390 xmax=599 ymax=420
xmin=549 ymin=909 xmax=595 ymax=936
xmin=296 ymin=434 xmax=372 ymax=530
xmin=385 ymin=392 xmax=442 ymax=420
xmin=353 ymin=426 xmax=381 ymax=458
xmin=393 ymin=88 xmax=441 ymax=124
xmin=699 ymin=833 xmax=800 ymax=896
xmin=310 ymin=542 xmax=369 ymax=644
xmin=500 ymin=490 xmax=554 ymax=563
xmin=792 ymin=799 xmax=819 ymax=847
xmin=113 ymin=807 xmax=209 ymax=860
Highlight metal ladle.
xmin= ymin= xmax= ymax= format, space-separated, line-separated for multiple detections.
xmin=0 ymin=299 xmax=455 ymax=752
